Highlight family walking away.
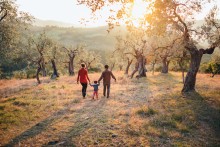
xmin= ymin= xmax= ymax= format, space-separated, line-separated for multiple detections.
xmin=77 ymin=64 xmax=116 ymax=99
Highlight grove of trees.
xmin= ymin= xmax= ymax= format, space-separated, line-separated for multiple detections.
xmin=0 ymin=0 xmax=104 ymax=83
xmin=77 ymin=0 xmax=220 ymax=93
xmin=0 ymin=0 xmax=219 ymax=94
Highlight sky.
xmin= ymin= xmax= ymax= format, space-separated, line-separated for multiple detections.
xmin=16 ymin=0 xmax=220 ymax=27
xmin=16 ymin=0 xmax=109 ymax=27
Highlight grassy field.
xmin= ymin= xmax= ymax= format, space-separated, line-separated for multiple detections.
xmin=0 ymin=72 xmax=219 ymax=146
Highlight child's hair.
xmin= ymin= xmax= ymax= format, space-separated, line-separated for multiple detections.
xmin=81 ymin=64 xmax=85 ymax=67
xmin=94 ymin=81 xmax=98 ymax=84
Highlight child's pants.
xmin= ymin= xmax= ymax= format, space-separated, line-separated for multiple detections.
xmin=93 ymin=91 xmax=98 ymax=98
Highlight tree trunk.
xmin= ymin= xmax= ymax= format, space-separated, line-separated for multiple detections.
xmin=36 ymin=62 xmax=41 ymax=84
xmin=130 ymin=62 xmax=138 ymax=78
xmin=69 ymin=56 xmax=75 ymax=76
xmin=87 ymin=63 xmax=91 ymax=70
xmin=51 ymin=59 xmax=59 ymax=78
xmin=178 ymin=61 xmax=185 ymax=84
xmin=161 ymin=58 xmax=169 ymax=74
xmin=41 ymin=58 xmax=47 ymax=77
xmin=131 ymin=55 xmax=146 ymax=78
xmin=110 ymin=62 xmax=115 ymax=71
xmin=152 ymin=61 xmax=156 ymax=75
xmin=182 ymin=50 xmax=203 ymax=92
xmin=182 ymin=70 xmax=185 ymax=84
xmin=138 ymin=55 xmax=147 ymax=77
xmin=119 ymin=65 xmax=123 ymax=71
xmin=125 ymin=59 xmax=133 ymax=75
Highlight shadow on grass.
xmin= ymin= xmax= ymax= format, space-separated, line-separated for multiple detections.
xmin=3 ymin=99 xmax=79 ymax=147
xmin=4 ymin=97 xmax=109 ymax=146
xmin=185 ymin=92 xmax=220 ymax=137
xmin=146 ymin=91 xmax=220 ymax=146
xmin=58 ymin=98 xmax=109 ymax=146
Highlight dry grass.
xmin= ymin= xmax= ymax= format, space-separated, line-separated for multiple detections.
xmin=0 ymin=72 xmax=219 ymax=146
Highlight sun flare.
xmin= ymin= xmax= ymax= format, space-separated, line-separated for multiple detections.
xmin=130 ymin=0 xmax=149 ymax=26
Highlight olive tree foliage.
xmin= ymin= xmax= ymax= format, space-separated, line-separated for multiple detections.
xmin=25 ymin=32 xmax=53 ymax=84
xmin=104 ymin=53 xmax=116 ymax=71
xmin=105 ymin=50 xmax=127 ymax=72
xmin=114 ymin=36 xmax=134 ymax=74
xmin=113 ymin=28 xmax=147 ymax=78
xmin=48 ymin=42 xmax=61 ymax=79
xmin=0 ymin=0 xmax=31 ymax=50
xmin=62 ymin=44 xmax=86 ymax=76
xmin=153 ymin=33 xmax=183 ymax=74
xmin=147 ymin=35 xmax=160 ymax=75
xmin=146 ymin=0 xmax=220 ymax=92
xmin=173 ymin=48 xmax=190 ymax=83
xmin=77 ymin=49 xmax=102 ymax=70
xmin=0 ymin=0 xmax=32 ymax=76
xmin=208 ymin=51 xmax=220 ymax=77
xmin=78 ymin=0 xmax=220 ymax=93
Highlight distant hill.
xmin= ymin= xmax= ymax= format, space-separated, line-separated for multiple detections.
xmin=33 ymin=18 xmax=78 ymax=28
xmin=30 ymin=19 xmax=219 ymax=63
xmin=29 ymin=24 xmax=126 ymax=52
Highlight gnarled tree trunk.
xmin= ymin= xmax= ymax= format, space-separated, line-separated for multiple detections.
xmin=119 ymin=65 xmax=123 ymax=71
xmin=131 ymin=55 xmax=147 ymax=78
xmin=125 ymin=58 xmax=133 ymax=75
xmin=161 ymin=58 xmax=170 ymax=74
xmin=36 ymin=59 xmax=42 ymax=84
xmin=69 ymin=55 xmax=75 ymax=76
xmin=51 ymin=59 xmax=59 ymax=78
xmin=110 ymin=62 xmax=115 ymax=71
xmin=152 ymin=60 xmax=156 ymax=75
xmin=178 ymin=60 xmax=185 ymax=84
xmin=41 ymin=58 xmax=47 ymax=77
xmin=182 ymin=50 xmax=203 ymax=92
xmin=182 ymin=46 xmax=215 ymax=92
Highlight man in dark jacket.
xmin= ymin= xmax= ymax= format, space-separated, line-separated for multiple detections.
xmin=98 ymin=65 xmax=116 ymax=98
xmin=77 ymin=64 xmax=90 ymax=98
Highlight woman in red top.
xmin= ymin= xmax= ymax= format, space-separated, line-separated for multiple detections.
xmin=77 ymin=64 xmax=90 ymax=98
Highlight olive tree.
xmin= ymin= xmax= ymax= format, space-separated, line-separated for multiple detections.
xmin=78 ymin=0 xmax=220 ymax=92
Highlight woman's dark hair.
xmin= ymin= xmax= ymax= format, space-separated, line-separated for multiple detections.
xmin=94 ymin=81 xmax=98 ymax=84
xmin=104 ymin=65 xmax=109 ymax=69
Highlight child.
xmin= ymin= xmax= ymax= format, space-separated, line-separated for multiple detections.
xmin=89 ymin=81 xmax=100 ymax=100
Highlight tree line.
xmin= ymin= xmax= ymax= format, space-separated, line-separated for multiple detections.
xmin=0 ymin=0 xmax=220 ymax=93
xmin=0 ymin=0 xmax=103 ymax=83
xmin=77 ymin=0 xmax=220 ymax=93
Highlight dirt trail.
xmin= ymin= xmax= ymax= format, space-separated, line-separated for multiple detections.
xmin=3 ymin=76 xmax=152 ymax=146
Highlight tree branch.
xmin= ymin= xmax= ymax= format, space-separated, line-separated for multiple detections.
xmin=0 ymin=9 xmax=7 ymax=22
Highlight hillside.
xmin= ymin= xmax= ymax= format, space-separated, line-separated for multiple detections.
xmin=0 ymin=72 xmax=219 ymax=146
xmin=29 ymin=25 xmax=126 ymax=52
xmin=33 ymin=19 xmax=77 ymax=28
xmin=29 ymin=19 xmax=219 ymax=63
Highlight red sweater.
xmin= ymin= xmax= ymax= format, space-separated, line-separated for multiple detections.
xmin=77 ymin=68 xmax=90 ymax=83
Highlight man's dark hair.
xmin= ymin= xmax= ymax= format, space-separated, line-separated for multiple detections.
xmin=104 ymin=65 xmax=109 ymax=69
xmin=94 ymin=81 xmax=98 ymax=84
xmin=81 ymin=64 xmax=85 ymax=67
